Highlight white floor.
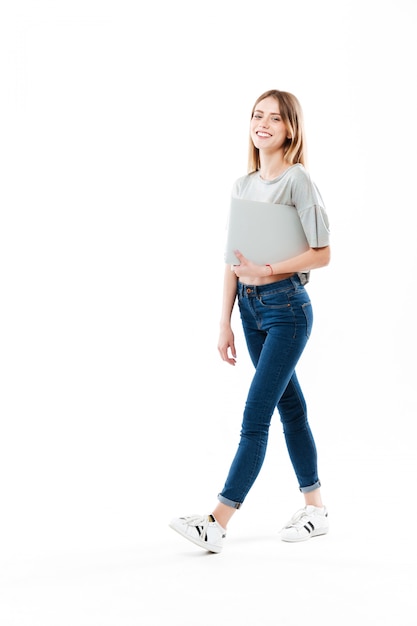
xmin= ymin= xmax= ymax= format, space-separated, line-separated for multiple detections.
xmin=0 ymin=440 xmax=415 ymax=626
xmin=1 ymin=511 xmax=415 ymax=626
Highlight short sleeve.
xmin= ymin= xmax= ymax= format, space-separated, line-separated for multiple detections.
xmin=297 ymin=202 xmax=330 ymax=248
xmin=291 ymin=168 xmax=330 ymax=248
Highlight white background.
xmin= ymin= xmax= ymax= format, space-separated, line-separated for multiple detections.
xmin=1 ymin=0 xmax=416 ymax=624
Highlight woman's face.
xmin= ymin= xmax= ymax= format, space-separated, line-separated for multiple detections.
xmin=250 ymin=96 xmax=289 ymax=154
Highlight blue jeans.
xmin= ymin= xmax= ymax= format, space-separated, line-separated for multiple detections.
xmin=218 ymin=274 xmax=321 ymax=509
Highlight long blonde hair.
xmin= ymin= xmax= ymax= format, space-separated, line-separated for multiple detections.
xmin=248 ymin=90 xmax=307 ymax=173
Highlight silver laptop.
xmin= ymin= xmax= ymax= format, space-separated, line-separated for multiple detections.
xmin=224 ymin=198 xmax=309 ymax=265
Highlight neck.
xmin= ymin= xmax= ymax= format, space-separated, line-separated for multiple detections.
xmin=258 ymin=155 xmax=290 ymax=181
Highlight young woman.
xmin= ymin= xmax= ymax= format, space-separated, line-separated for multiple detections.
xmin=170 ymin=90 xmax=331 ymax=553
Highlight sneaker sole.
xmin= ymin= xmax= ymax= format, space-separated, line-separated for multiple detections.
xmin=280 ymin=528 xmax=329 ymax=543
xmin=169 ymin=522 xmax=223 ymax=553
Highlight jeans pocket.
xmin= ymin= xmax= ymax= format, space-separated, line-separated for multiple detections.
xmin=257 ymin=292 xmax=290 ymax=309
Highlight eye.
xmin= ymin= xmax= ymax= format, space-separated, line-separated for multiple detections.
xmin=272 ymin=116 xmax=281 ymax=122
xmin=253 ymin=114 xmax=262 ymax=119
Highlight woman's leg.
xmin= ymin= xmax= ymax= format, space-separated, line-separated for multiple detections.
xmin=213 ymin=370 xmax=324 ymax=529
xmin=304 ymin=489 xmax=323 ymax=507
xmin=211 ymin=502 xmax=237 ymax=529
xmin=217 ymin=282 xmax=312 ymax=509
xmin=169 ymin=278 xmax=326 ymax=550
xmin=277 ymin=370 xmax=327 ymax=540
xmin=277 ymin=372 xmax=321 ymax=493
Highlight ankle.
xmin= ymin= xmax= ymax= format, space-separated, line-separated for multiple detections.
xmin=210 ymin=514 xmax=226 ymax=530
xmin=304 ymin=490 xmax=324 ymax=509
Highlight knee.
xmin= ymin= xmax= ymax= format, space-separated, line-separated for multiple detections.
xmin=241 ymin=410 xmax=271 ymax=442
xmin=280 ymin=412 xmax=308 ymax=435
xmin=240 ymin=421 xmax=270 ymax=441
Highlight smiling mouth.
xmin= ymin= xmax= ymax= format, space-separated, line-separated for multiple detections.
xmin=256 ymin=131 xmax=271 ymax=138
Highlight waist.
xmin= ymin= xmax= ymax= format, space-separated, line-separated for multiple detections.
xmin=237 ymin=273 xmax=302 ymax=297
xmin=237 ymin=271 xmax=294 ymax=287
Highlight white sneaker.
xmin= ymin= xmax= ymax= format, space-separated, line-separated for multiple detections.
xmin=169 ymin=514 xmax=226 ymax=553
xmin=280 ymin=505 xmax=329 ymax=542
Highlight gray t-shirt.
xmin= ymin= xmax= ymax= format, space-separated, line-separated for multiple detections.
xmin=232 ymin=164 xmax=330 ymax=248
xmin=231 ymin=164 xmax=330 ymax=283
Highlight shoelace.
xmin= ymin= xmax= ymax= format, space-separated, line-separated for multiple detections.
xmin=283 ymin=508 xmax=310 ymax=529
xmin=182 ymin=514 xmax=211 ymax=538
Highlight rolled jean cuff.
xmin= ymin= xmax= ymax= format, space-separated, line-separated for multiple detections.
xmin=299 ymin=480 xmax=321 ymax=494
xmin=217 ymin=493 xmax=242 ymax=509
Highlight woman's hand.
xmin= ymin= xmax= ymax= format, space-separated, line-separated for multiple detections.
xmin=232 ymin=250 xmax=267 ymax=279
xmin=218 ymin=326 xmax=237 ymax=366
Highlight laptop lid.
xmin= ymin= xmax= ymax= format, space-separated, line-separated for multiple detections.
xmin=224 ymin=198 xmax=309 ymax=265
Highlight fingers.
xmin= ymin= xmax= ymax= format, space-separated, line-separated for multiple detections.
xmin=227 ymin=343 xmax=237 ymax=365
xmin=223 ymin=352 xmax=237 ymax=366
xmin=232 ymin=250 xmax=249 ymax=277
xmin=232 ymin=250 xmax=264 ymax=278
xmin=233 ymin=249 xmax=245 ymax=264
xmin=218 ymin=343 xmax=237 ymax=366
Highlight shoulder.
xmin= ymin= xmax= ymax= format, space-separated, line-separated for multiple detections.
xmin=286 ymin=163 xmax=312 ymax=185
xmin=231 ymin=172 xmax=258 ymax=197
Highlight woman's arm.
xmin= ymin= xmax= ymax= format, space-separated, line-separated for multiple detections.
xmin=269 ymin=245 xmax=330 ymax=275
xmin=232 ymin=246 xmax=331 ymax=279
xmin=218 ymin=264 xmax=238 ymax=365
